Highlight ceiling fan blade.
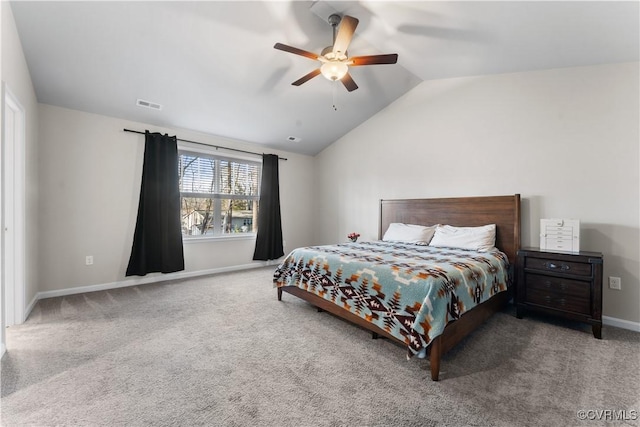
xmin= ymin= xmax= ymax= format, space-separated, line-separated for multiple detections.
xmin=341 ymin=72 xmax=358 ymax=92
xmin=274 ymin=43 xmax=319 ymax=61
xmin=332 ymin=15 xmax=359 ymax=56
xmin=292 ymin=69 xmax=321 ymax=86
xmin=349 ymin=54 xmax=398 ymax=66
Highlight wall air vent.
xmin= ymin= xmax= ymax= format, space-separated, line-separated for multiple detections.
xmin=136 ymin=99 xmax=163 ymax=111
xmin=287 ymin=136 xmax=302 ymax=143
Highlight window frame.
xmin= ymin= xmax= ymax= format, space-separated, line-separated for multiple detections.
xmin=178 ymin=142 xmax=261 ymax=241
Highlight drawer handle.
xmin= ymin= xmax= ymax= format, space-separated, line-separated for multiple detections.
xmin=544 ymin=262 xmax=570 ymax=271
xmin=543 ymin=281 xmax=568 ymax=291
xmin=543 ymin=296 xmax=566 ymax=306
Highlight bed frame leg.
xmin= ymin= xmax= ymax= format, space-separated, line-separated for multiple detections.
xmin=277 ymin=288 xmax=282 ymax=301
xmin=592 ymin=324 xmax=602 ymax=339
xmin=430 ymin=336 xmax=442 ymax=381
xmin=372 ymin=332 xmax=379 ymax=340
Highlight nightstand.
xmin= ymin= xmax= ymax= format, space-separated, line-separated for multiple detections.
xmin=516 ymin=247 xmax=603 ymax=338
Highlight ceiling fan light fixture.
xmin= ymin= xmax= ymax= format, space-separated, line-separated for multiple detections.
xmin=320 ymin=61 xmax=348 ymax=81
xmin=274 ymin=14 xmax=397 ymax=92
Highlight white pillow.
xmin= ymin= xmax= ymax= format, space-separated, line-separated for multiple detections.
xmin=429 ymin=224 xmax=496 ymax=252
xmin=382 ymin=223 xmax=438 ymax=246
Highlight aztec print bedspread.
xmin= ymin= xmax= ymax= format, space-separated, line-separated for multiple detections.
xmin=273 ymin=241 xmax=510 ymax=357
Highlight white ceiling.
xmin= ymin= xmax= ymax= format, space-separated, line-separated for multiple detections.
xmin=10 ymin=1 xmax=639 ymax=156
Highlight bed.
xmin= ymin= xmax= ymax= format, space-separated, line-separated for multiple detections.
xmin=274 ymin=194 xmax=521 ymax=380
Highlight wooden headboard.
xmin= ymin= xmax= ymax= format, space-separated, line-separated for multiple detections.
xmin=379 ymin=194 xmax=521 ymax=264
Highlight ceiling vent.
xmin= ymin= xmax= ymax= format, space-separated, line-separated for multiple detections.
xmin=287 ymin=136 xmax=302 ymax=143
xmin=136 ymin=99 xmax=163 ymax=111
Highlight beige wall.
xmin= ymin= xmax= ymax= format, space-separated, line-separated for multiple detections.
xmin=315 ymin=62 xmax=640 ymax=324
xmin=37 ymin=104 xmax=315 ymax=292
xmin=2 ymin=3 xmax=39 ymax=312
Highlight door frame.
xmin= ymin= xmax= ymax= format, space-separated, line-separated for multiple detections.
xmin=2 ymin=82 xmax=26 ymax=328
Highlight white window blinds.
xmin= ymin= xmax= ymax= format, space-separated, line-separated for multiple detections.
xmin=179 ymin=152 xmax=260 ymax=200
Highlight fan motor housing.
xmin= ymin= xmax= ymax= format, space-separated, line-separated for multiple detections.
xmin=321 ymin=46 xmax=347 ymax=61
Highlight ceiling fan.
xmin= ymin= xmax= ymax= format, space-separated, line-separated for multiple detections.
xmin=274 ymin=14 xmax=398 ymax=92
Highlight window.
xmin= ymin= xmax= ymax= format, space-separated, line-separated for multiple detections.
xmin=178 ymin=149 xmax=261 ymax=238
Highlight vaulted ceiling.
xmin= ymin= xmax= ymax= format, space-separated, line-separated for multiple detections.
xmin=10 ymin=1 xmax=639 ymax=156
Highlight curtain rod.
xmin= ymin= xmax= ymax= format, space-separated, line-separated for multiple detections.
xmin=123 ymin=129 xmax=287 ymax=161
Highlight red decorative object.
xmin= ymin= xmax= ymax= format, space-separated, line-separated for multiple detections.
xmin=347 ymin=232 xmax=360 ymax=242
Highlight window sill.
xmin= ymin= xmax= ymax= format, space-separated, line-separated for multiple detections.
xmin=183 ymin=234 xmax=257 ymax=244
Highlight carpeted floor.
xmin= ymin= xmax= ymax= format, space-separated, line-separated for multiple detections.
xmin=1 ymin=267 xmax=639 ymax=426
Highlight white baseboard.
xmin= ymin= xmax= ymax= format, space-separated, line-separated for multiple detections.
xmin=31 ymin=262 xmax=273 ymax=309
xmin=24 ymin=294 xmax=39 ymax=322
xmin=602 ymin=316 xmax=640 ymax=333
xmin=24 ymin=266 xmax=640 ymax=335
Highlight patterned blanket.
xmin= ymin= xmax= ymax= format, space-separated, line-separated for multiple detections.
xmin=273 ymin=241 xmax=510 ymax=357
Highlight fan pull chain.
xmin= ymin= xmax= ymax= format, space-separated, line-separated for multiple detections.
xmin=332 ymin=81 xmax=338 ymax=111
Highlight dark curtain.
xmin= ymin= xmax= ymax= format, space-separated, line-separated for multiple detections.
xmin=253 ymin=154 xmax=284 ymax=260
xmin=126 ymin=131 xmax=185 ymax=276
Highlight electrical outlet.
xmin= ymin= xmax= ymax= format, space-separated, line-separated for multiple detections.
xmin=608 ymin=276 xmax=621 ymax=290
xmin=85 ymin=255 xmax=94 ymax=266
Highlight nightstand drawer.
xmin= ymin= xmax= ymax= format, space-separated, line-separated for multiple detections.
xmin=525 ymin=288 xmax=590 ymax=315
xmin=525 ymin=274 xmax=590 ymax=299
xmin=525 ymin=257 xmax=592 ymax=276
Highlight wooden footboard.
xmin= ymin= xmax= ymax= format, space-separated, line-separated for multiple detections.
xmin=278 ymin=285 xmax=511 ymax=381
